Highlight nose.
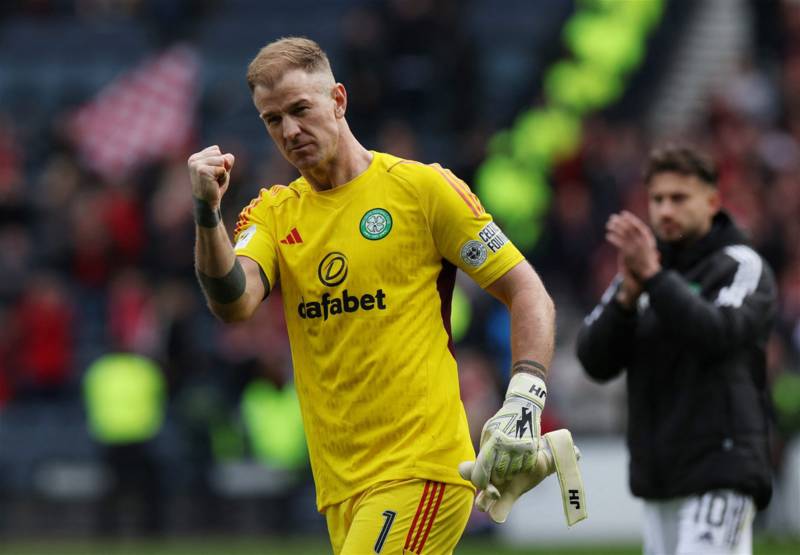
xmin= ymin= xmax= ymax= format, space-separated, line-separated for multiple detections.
xmin=282 ymin=117 xmax=301 ymax=142
xmin=657 ymin=200 xmax=675 ymax=219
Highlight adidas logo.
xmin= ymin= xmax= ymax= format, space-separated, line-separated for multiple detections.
xmin=280 ymin=227 xmax=303 ymax=245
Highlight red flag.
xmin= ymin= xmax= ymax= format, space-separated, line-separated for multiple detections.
xmin=69 ymin=44 xmax=199 ymax=181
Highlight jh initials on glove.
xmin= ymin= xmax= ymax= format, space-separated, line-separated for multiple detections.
xmin=459 ymin=429 xmax=586 ymax=526
xmin=464 ymin=373 xmax=547 ymax=490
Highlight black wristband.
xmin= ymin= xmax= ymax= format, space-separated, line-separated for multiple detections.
xmin=193 ymin=197 xmax=222 ymax=228
xmin=512 ymin=359 xmax=547 ymax=381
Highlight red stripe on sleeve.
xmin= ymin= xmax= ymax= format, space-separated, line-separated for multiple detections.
xmin=430 ymin=165 xmax=481 ymax=217
xmin=388 ymin=160 xmax=482 ymax=217
xmin=233 ymin=189 xmax=268 ymax=236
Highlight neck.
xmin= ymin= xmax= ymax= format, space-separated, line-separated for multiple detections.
xmin=665 ymin=220 xmax=714 ymax=251
xmin=302 ymin=127 xmax=372 ymax=191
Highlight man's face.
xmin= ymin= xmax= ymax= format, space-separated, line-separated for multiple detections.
xmin=253 ymin=69 xmax=343 ymax=171
xmin=647 ymin=172 xmax=720 ymax=244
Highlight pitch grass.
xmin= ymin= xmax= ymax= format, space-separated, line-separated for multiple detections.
xmin=2 ymin=537 xmax=799 ymax=555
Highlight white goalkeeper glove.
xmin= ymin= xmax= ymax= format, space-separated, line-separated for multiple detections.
xmin=459 ymin=429 xmax=587 ymax=526
xmin=462 ymin=373 xmax=547 ymax=490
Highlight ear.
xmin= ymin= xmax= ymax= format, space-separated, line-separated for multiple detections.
xmin=332 ymin=83 xmax=347 ymax=119
xmin=707 ymin=186 xmax=721 ymax=212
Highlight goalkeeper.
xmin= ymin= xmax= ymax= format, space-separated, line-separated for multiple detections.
xmin=189 ymin=36 xmax=560 ymax=554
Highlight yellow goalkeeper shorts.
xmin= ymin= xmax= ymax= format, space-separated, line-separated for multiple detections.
xmin=325 ymin=478 xmax=473 ymax=554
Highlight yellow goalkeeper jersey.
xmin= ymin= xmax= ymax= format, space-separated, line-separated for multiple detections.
xmin=233 ymin=151 xmax=524 ymax=511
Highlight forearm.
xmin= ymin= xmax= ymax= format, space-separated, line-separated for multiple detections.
xmin=188 ymin=147 xmax=258 ymax=322
xmin=508 ymin=275 xmax=555 ymax=380
xmin=468 ymin=264 xmax=553 ymax=495
xmin=194 ymin=216 xmax=250 ymax=322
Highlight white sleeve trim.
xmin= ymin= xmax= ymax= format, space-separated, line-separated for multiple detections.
xmin=715 ymin=245 xmax=763 ymax=308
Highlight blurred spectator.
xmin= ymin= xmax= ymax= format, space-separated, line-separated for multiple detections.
xmin=83 ymin=351 xmax=166 ymax=536
xmin=6 ymin=272 xmax=75 ymax=401
xmin=68 ymin=188 xmax=116 ymax=288
xmin=155 ymin=278 xmax=206 ymax=393
xmin=241 ymin=377 xmax=306 ymax=471
xmin=145 ymin=161 xmax=196 ymax=279
xmin=33 ymin=153 xmax=84 ymax=269
xmin=0 ymin=225 xmax=34 ymax=302
xmin=103 ymin=183 xmax=146 ymax=264
xmin=107 ymin=268 xmax=159 ymax=356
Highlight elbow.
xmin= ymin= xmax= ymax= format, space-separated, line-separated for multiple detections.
xmin=209 ymin=300 xmax=254 ymax=324
xmin=543 ymin=290 xmax=556 ymax=326
xmin=215 ymin=310 xmax=249 ymax=324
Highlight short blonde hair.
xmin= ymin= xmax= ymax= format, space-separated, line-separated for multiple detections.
xmin=246 ymin=36 xmax=334 ymax=92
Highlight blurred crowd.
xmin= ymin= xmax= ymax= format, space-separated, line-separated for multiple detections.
xmin=0 ymin=0 xmax=799 ymax=535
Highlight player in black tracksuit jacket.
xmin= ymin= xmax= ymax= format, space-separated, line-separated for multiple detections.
xmin=576 ymin=146 xmax=777 ymax=554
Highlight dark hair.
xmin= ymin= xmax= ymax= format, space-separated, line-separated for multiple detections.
xmin=643 ymin=145 xmax=718 ymax=187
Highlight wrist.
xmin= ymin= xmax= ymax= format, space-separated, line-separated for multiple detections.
xmin=507 ymin=372 xmax=547 ymax=410
xmin=193 ymin=197 xmax=222 ymax=228
xmin=636 ymin=256 xmax=661 ymax=281
xmin=639 ymin=265 xmax=661 ymax=282
xmin=615 ymin=289 xmax=637 ymax=310
xmin=512 ymin=359 xmax=547 ymax=381
xmin=642 ymin=267 xmax=663 ymax=286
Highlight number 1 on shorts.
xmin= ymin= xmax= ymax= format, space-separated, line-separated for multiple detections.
xmin=374 ymin=510 xmax=397 ymax=553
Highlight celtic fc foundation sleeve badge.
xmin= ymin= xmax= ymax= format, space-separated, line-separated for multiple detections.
xmin=360 ymin=208 xmax=393 ymax=240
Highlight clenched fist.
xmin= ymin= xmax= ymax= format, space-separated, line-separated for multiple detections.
xmin=187 ymin=145 xmax=235 ymax=209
